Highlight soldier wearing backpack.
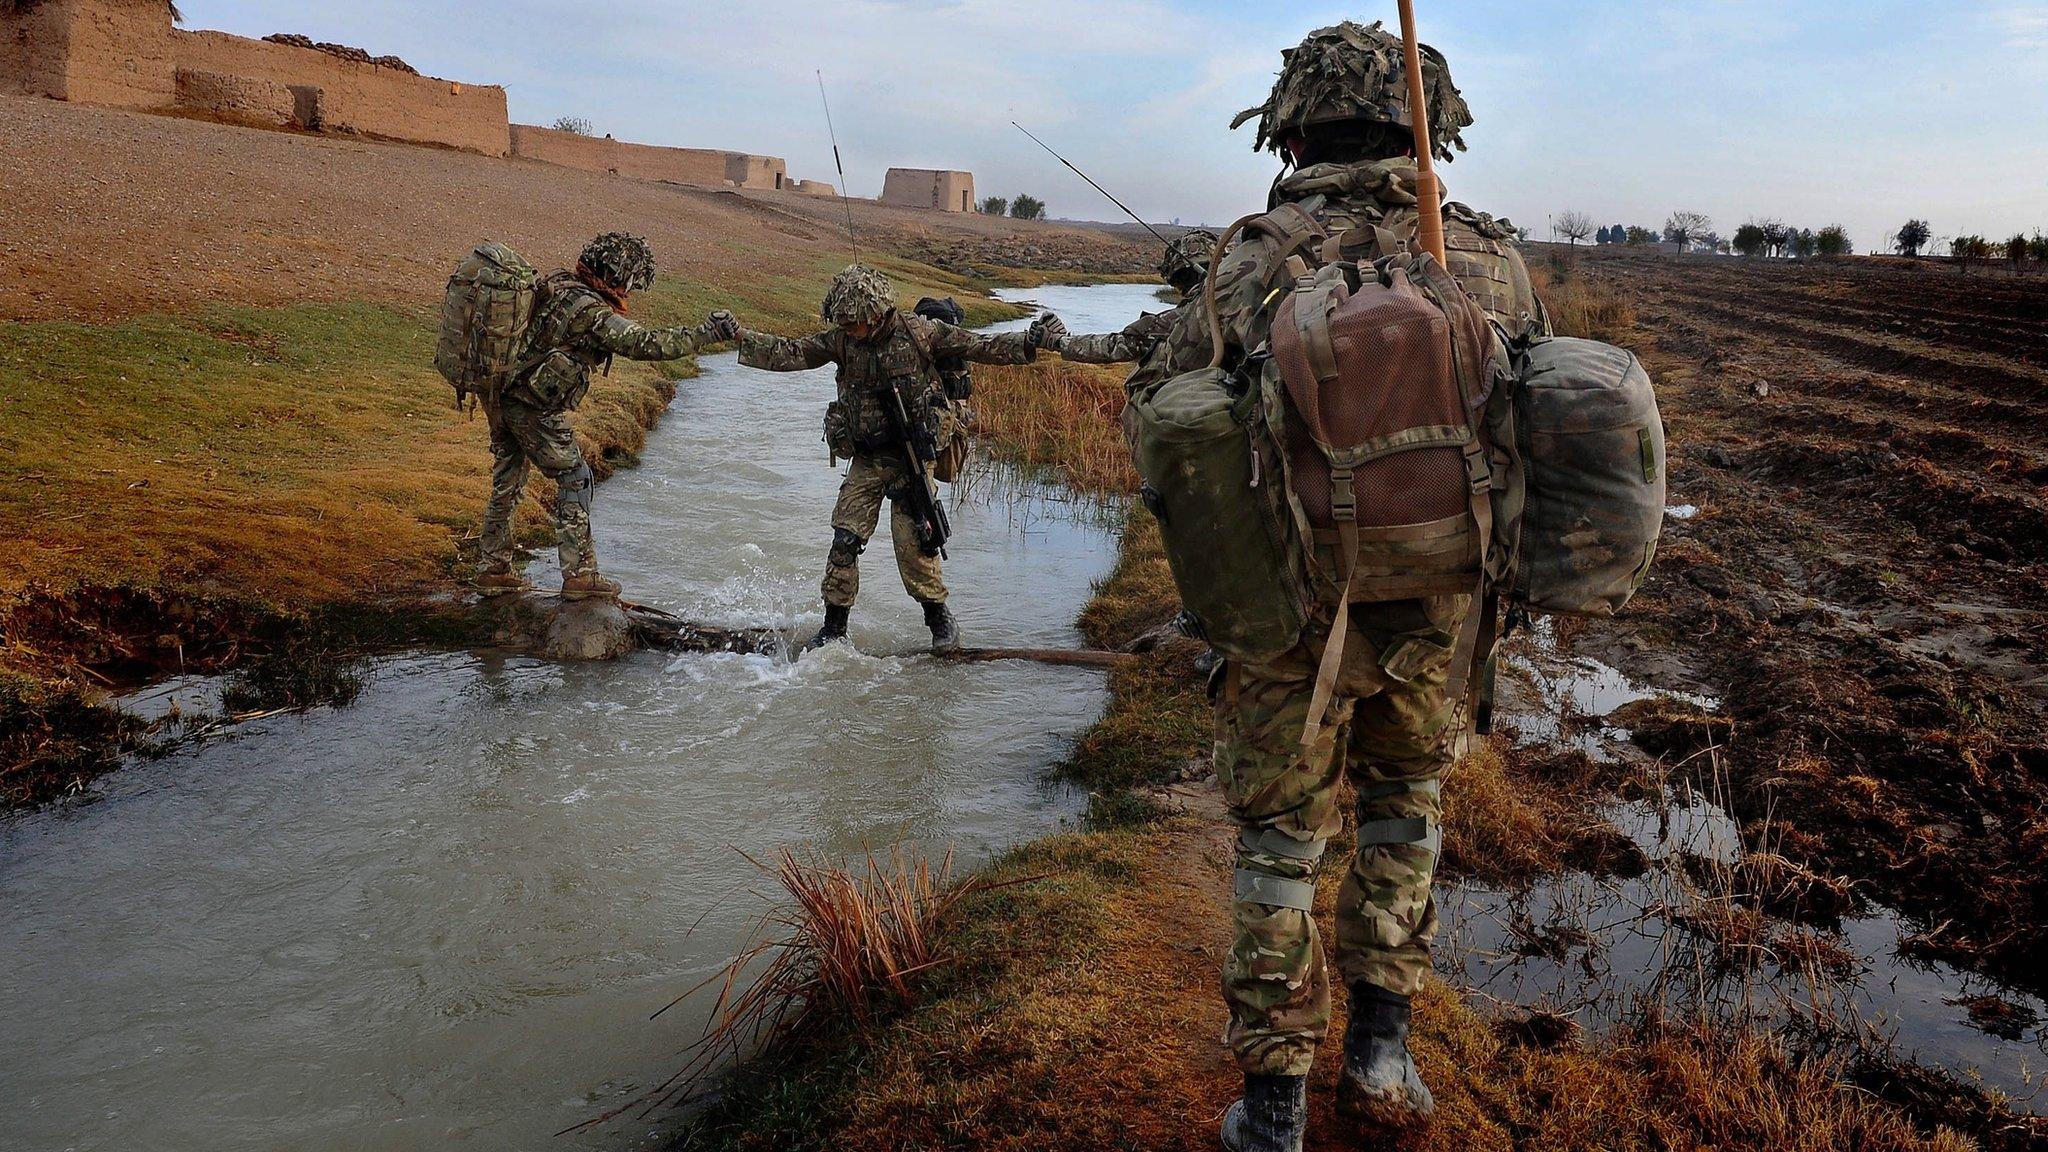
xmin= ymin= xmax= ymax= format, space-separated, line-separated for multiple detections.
xmin=732 ymin=264 xmax=1059 ymax=653
xmin=1127 ymin=24 xmax=1550 ymax=1152
xmin=443 ymin=232 xmax=740 ymax=600
xmin=1030 ymin=229 xmax=1220 ymax=365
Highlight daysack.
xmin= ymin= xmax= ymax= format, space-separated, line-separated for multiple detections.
xmin=1128 ymin=205 xmax=1664 ymax=742
xmin=435 ymin=242 xmax=542 ymax=412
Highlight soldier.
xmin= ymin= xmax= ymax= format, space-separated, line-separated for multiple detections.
xmin=1130 ymin=23 xmax=1546 ymax=1152
xmin=733 ymin=265 xmax=1057 ymax=652
xmin=1030 ymin=230 xmax=1220 ymax=365
xmin=475 ymin=233 xmax=739 ymax=600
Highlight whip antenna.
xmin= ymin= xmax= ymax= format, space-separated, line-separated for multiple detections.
xmin=816 ymin=71 xmax=859 ymax=259
xmin=1011 ymin=121 xmax=1169 ymax=248
xmin=1397 ymin=1 xmax=1447 ymax=264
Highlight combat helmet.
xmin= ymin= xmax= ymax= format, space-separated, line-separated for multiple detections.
xmin=1158 ymin=229 xmax=1220 ymax=290
xmin=822 ymin=264 xmax=896 ymax=327
xmin=578 ymin=232 xmax=657 ymax=293
xmin=1230 ymin=20 xmax=1472 ymax=163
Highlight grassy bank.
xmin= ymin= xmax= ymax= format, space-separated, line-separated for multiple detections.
xmin=669 ymin=266 xmax=1994 ymax=1151
xmin=0 ymin=255 xmax=1026 ymax=804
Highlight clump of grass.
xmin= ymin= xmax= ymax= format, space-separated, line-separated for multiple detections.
xmin=1532 ymin=260 xmax=1639 ymax=344
xmin=219 ymin=643 xmax=368 ymax=715
xmin=571 ymin=846 xmax=1031 ymax=1133
xmin=972 ymin=358 xmax=1139 ymax=498
xmin=0 ymin=669 xmax=133 ymax=806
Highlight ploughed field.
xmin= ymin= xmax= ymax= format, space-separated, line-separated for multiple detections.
xmin=1572 ymin=249 xmax=2048 ymax=990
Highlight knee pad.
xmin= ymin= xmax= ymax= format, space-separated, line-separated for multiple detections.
xmin=1233 ymin=827 xmax=1327 ymax=912
xmin=829 ymin=527 xmax=867 ymax=568
xmin=556 ymin=460 xmax=595 ymax=513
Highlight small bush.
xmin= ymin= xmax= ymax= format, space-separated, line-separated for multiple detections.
xmin=550 ymin=116 xmax=594 ymax=136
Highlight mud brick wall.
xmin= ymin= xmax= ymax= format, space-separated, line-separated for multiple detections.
xmin=882 ymin=168 xmax=976 ymax=213
xmin=172 ymin=67 xmax=296 ymax=127
xmin=790 ymin=179 xmax=837 ymax=197
xmin=171 ymin=31 xmax=507 ymax=154
xmin=1 ymin=0 xmax=177 ymax=107
xmin=508 ymin=124 xmax=785 ymax=190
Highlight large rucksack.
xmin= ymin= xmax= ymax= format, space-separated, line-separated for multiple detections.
xmin=435 ymin=242 xmax=542 ymax=412
xmin=1127 ymin=206 xmax=1665 ymax=741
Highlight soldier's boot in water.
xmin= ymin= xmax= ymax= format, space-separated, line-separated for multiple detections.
xmin=475 ymin=562 xmax=533 ymax=597
xmin=1338 ymin=983 xmax=1435 ymax=1125
xmin=922 ymin=600 xmax=960 ymax=654
xmin=806 ymin=604 xmax=851 ymax=652
xmin=560 ymin=571 xmax=622 ymax=601
xmin=1220 ymin=1073 xmax=1306 ymax=1152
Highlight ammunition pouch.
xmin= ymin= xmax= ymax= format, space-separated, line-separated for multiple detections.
xmin=557 ymin=459 xmax=595 ymax=512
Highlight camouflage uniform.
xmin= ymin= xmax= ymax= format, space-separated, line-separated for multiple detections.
xmin=1127 ymin=24 xmax=1547 ymax=1083
xmin=738 ymin=284 xmax=1037 ymax=609
xmin=480 ymin=267 xmax=724 ymax=579
xmin=1058 ymin=230 xmax=1219 ymax=366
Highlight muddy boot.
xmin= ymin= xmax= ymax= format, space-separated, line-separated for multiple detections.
xmin=806 ymin=604 xmax=851 ymax=652
xmin=474 ymin=562 xmax=532 ymax=597
xmin=560 ymin=571 xmax=622 ymax=601
xmin=1338 ymin=983 xmax=1434 ymax=1125
xmin=1220 ymin=1073 xmax=1306 ymax=1152
xmin=922 ymin=600 xmax=960 ymax=654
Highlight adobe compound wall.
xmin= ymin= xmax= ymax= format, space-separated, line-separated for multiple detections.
xmin=507 ymin=124 xmax=786 ymax=190
xmin=882 ymin=168 xmax=976 ymax=213
xmin=1 ymin=0 xmax=508 ymax=154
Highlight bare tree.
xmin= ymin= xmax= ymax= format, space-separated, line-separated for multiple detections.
xmin=1663 ymin=211 xmax=1714 ymax=251
xmin=1556 ymin=211 xmax=1597 ymax=249
xmin=1759 ymin=218 xmax=1789 ymax=258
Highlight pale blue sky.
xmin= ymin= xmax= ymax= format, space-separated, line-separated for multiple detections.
xmin=181 ymin=1 xmax=2048 ymax=252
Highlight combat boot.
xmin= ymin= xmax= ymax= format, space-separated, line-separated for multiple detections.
xmin=1220 ymin=1073 xmax=1306 ymax=1152
xmin=1338 ymin=982 xmax=1434 ymax=1125
xmin=806 ymin=604 xmax=851 ymax=651
xmin=474 ymin=563 xmax=532 ymax=597
xmin=922 ymin=601 xmax=960 ymax=654
xmin=560 ymin=572 xmax=622 ymax=601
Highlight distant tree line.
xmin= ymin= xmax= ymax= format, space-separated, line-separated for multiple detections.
xmin=978 ymin=195 xmax=1046 ymax=220
xmin=1886 ymin=218 xmax=2047 ymax=274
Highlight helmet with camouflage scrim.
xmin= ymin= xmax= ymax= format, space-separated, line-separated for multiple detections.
xmin=1229 ymin=20 xmax=1472 ymax=163
xmin=1158 ymin=229 xmax=1220 ymax=291
xmin=577 ymin=232 xmax=657 ymax=292
xmin=821 ymin=264 xmax=896 ymax=327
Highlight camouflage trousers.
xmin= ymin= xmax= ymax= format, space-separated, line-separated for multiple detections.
xmin=1218 ymin=593 xmax=1468 ymax=1077
xmin=823 ymin=454 xmax=946 ymax=608
xmin=480 ymin=400 xmax=599 ymax=579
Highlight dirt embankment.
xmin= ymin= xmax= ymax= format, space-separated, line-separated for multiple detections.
xmin=0 ymin=94 xmax=1151 ymax=803
xmin=1553 ymin=249 xmax=2048 ymax=991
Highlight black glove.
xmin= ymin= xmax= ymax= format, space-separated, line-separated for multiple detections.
xmin=1027 ymin=312 xmax=1067 ymax=351
xmin=707 ymin=310 xmax=742 ymax=341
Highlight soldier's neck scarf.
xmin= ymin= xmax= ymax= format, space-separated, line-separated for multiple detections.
xmin=575 ymin=263 xmax=631 ymax=315
xmin=1270 ymin=157 xmax=1434 ymax=212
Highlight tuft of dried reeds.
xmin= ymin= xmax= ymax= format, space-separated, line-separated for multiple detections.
xmin=970 ymin=359 xmax=1139 ymax=498
xmin=563 ymin=845 xmax=1034 ymax=1134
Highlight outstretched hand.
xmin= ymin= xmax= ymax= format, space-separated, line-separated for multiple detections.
xmin=707 ymin=310 xmax=742 ymax=341
xmin=1027 ymin=312 xmax=1068 ymax=351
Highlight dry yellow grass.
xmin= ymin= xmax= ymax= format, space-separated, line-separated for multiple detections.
xmin=1531 ymin=256 xmax=1640 ymax=343
xmin=971 ymin=357 xmax=1139 ymax=497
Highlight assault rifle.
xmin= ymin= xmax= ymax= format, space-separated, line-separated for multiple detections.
xmin=882 ymin=374 xmax=951 ymax=559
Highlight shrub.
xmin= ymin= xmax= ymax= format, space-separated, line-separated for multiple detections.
xmin=1010 ymin=194 xmax=1047 ymax=221
xmin=550 ymin=116 xmax=594 ymax=136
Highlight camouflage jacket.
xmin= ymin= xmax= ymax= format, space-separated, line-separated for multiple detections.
xmin=740 ymin=311 xmax=1036 ymax=454
xmin=1059 ymin=293 xmax=1193 ymax=365
xmin=505 ymin=271 xmax=723 ymax=411
xmin=1130 ymin=159 xmax=1544 ymax=397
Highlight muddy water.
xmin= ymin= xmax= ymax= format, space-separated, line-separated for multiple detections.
xmin=1444 ymin=624 xmax=2048 ymax=1108
xmin=0 ymin=283 xmax=1157 ymax=1152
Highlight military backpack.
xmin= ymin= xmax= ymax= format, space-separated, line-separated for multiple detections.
xmin=435 ymin=242 xmax=543 ymax=412
xmin=1127 ymin=206 xmax=1665 ymax=741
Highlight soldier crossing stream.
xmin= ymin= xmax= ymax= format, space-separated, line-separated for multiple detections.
xmin=0 ymin=283 xmax=1168 ymax=1152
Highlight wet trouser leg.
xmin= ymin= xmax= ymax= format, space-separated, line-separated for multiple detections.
xmin=481 ymin=408 xmax=529 ymax=569
xmin=824 ymin=456 xmax=889 ymax=609
xmin=496 ymin=401 xmax=596 ymax=579
xmin=1217 ymin=595 xmax=1467 ymax=1076
xmin=887 ymin=483 xmax=947 ymax=605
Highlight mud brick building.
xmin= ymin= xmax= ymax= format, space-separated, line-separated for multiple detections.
xmin=882 ymin=168 xmax=977 ymax=213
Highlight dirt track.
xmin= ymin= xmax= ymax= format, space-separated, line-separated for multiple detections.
xmin=1571 ymin=249 xmax=2048 ymax=991
xmin=0 ymin=94 xmax=1149 ymax=322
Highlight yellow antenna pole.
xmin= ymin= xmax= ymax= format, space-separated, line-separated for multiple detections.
xmin=1398 ymin=0 xmax=1447 ymax=264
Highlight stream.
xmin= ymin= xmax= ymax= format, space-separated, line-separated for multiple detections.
xmin=0 ymin=283 xmax=1164 ymax=1152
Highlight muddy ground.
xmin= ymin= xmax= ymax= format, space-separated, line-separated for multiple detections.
xmin=1559 ymin=248 xmax=2048 ymax=994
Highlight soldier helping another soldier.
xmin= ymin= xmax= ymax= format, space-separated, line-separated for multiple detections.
xmin=1030 ymin=229 xmax=1220 ymax=366
xmin=453 ymin=232 xmax=740 ymax=600
xmin=732 ymin=264 xmax=1059 ymax=653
